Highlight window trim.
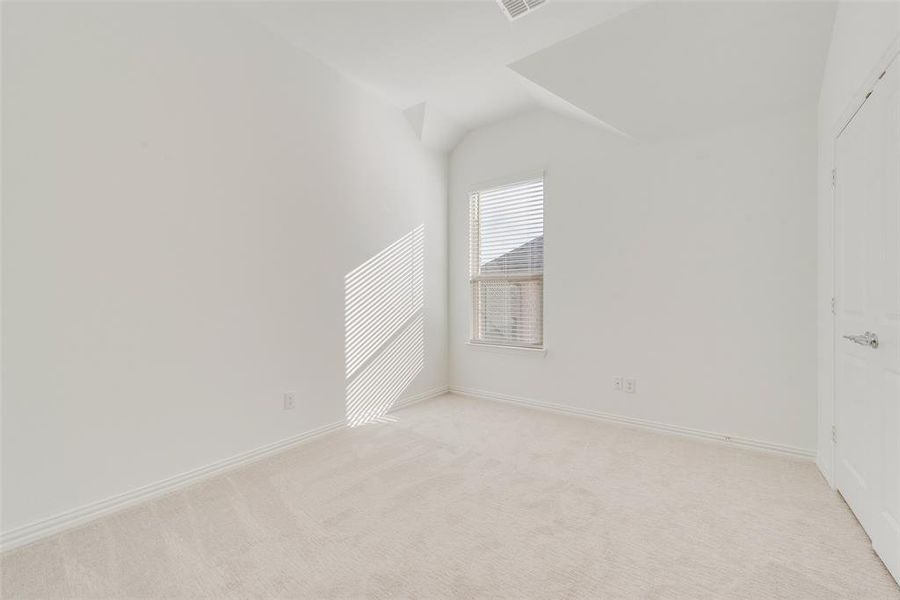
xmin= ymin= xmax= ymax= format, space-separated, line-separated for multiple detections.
xmin=468 ymin=170 xmax=545 ymax=196
xmin=465 ymin=341 xmax=547 ymax=356
xmin=467 ymin=172 xmax=546 ymax=351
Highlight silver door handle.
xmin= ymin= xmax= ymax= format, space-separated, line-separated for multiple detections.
xmin=843 ymin=331 xmax=879 ymax=349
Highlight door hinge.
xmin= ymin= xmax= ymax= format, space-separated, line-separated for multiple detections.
xmin=832 ymin=425 xmax=837 ymax=444
xmin=832 ymin=168 xmax=837 ymax=187
xmin=831 ymin=297 xmax=836 ymax=315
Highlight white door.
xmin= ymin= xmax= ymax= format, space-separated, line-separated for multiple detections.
xmin=834 ymin=55 xmax=900 ymax=585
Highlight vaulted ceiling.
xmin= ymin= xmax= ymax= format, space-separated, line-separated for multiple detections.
xmin=243 ymin=1 xmax=836 ymax=149
xmin=511 ymin=1 xmax=837 ymax=141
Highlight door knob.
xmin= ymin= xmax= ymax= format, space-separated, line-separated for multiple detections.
xmin=842 ymin=331 xmax=879 ymax=349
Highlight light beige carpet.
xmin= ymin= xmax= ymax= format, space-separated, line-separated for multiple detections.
xmin=2 ymin=393 xmax=899 ymax=599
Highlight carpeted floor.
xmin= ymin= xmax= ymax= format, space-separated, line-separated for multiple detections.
xmin=2 ymin=393 xmax=899 ymax=599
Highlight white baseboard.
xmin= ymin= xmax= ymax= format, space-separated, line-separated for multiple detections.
xmin=816 ymin=455 xmax=836 ymax=489
xmin=0 ymin=419 xmax=345 ymax=553
xmin=5 ymin=383 xmax=807 ymax=552
xmin=0 ymin=384 xmax=450 ymax=553
xmin=449 ymin=385 xmax=816 ymax=460
xmin=390 ymin=385 xmax=449 ymax=410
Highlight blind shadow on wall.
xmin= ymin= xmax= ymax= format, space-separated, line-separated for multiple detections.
xmin=344 ymin=225 xmax=424 ymax=426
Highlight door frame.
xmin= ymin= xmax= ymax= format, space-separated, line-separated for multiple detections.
xmin=827 ymin=35 xmax=900 ymax=489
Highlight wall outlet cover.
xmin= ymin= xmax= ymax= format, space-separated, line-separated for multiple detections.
xmin=283 ymin=393 xmax=296 ymax=410
xmin=624 ymin=378 xmax=636 ymax=394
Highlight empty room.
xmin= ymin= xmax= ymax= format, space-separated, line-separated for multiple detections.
xmin=2 ymin=0 xmax=899 ymax=598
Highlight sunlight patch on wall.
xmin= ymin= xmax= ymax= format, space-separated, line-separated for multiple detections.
xmin=344 ymin=225 xmax=424 ymax=426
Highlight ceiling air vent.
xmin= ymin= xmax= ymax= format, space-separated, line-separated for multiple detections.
xmin=496 ymin=0 xmax=547 ymax=21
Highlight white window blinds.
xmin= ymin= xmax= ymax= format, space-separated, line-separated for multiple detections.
xmin=469 ymin=176 xmax=544 ymax=348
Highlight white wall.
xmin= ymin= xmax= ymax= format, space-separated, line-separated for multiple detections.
xmin=2 ymin=3 xmax=447 ymax=534
xmin=7 ymin=0 xmax=887 ymax=544
xmin=816 ymin=1 xmax=900 ymax=484
xmin=449 ymin=106 xmax=818 ymax=453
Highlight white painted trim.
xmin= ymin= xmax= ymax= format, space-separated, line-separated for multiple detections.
xmin=450 ymin=385 xmax=816 ymax=460
xmin=466 ymin=342 xmax=546 ymax=356
xmin=831 ymin=35 xmax=900 ymax=140
xmin=817 ymin=455 xmax=836 ymax=489
xmin=0 ymin=384 xmax=450 ymax=553
xmin=390 ymin=385 xmax=449 ymax=410
xmin=468 ymin=169 xmax=546 ymax=197
xmin=0 ymin=420 xmax=345 ymax=553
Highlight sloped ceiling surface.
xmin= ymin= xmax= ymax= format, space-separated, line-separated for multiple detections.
xmin=243 ymin=1 xmax=836 ymax=148
xmin=511 ymin=1 xmax=837 ymax=140
xmin=240 ymin=1 xmax=637 ymax=149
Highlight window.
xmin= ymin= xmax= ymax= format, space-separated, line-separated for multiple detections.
xmin=469 ymin=176 xmax=544 ymax=348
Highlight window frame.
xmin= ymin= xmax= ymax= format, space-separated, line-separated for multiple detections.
xmin=468 ymin=173 xmax=545 ymax=351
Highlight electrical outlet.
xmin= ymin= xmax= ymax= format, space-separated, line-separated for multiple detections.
xmin=283 ymin=393 xmax=296 ymax=410
xmin=613 ymin=377 xmax=624 ymax=392
xmin=624 ymin=378 xmax=636 ymax=394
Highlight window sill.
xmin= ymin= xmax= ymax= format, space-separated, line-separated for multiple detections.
xmin=466 ymin=342 xmax=547 ymax=356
